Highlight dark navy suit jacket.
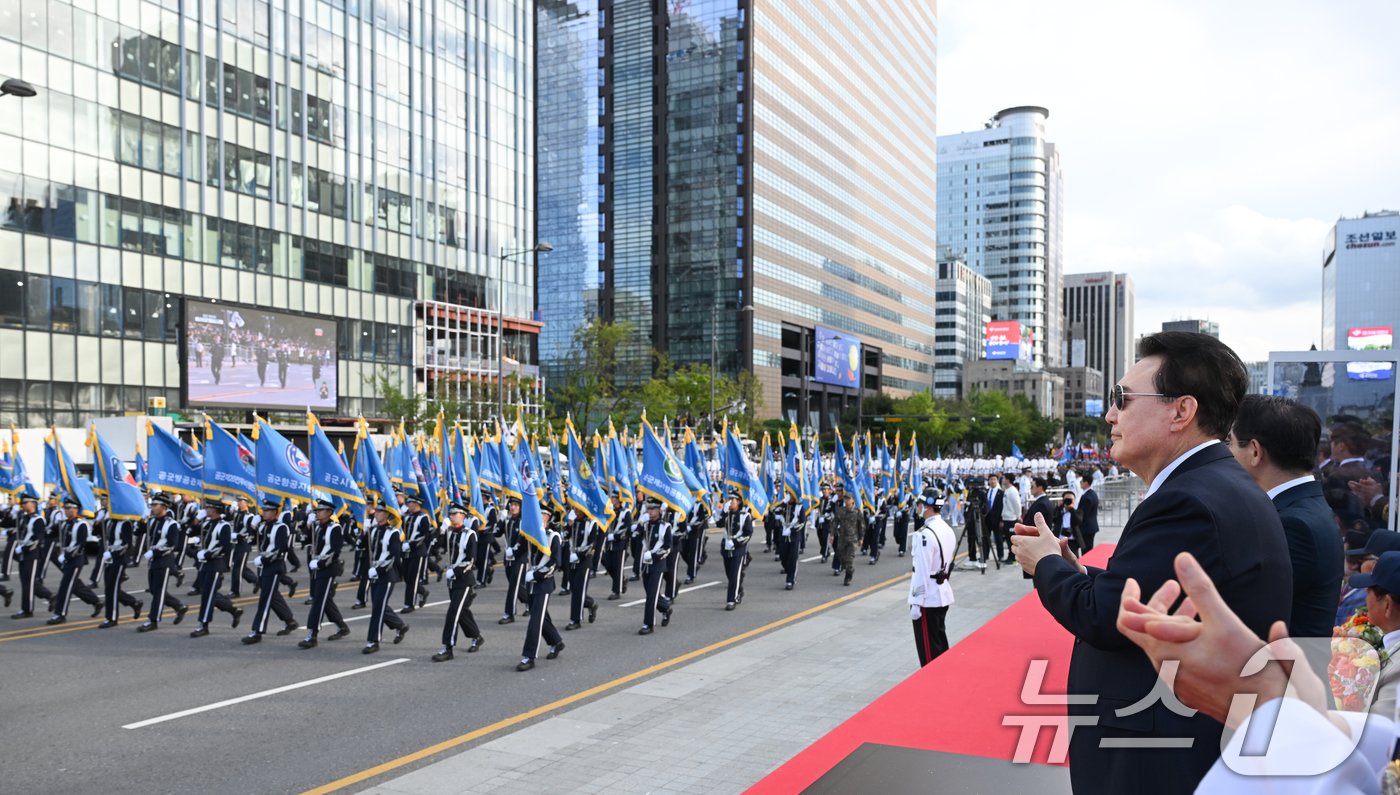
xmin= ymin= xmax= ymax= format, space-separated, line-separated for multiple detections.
xmin=1033 ymin=443 xmax=1293 ymax=795
xmin=1272 ymin=480 xmax=1341 ymax=640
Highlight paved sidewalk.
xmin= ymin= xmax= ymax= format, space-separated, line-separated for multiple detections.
xmin=366 ymin=521 xmax=1126 ymax=795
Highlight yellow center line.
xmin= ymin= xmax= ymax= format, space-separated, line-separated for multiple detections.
xmin=300 ymin=571 xmax=912 ymax=795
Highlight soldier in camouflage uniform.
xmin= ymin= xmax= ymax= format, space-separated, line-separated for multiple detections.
xmin=833 ymin=488 xmax=864 ymax=587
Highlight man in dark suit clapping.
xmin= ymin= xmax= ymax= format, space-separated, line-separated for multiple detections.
xmin=1076 ymin=474 xmax=1100 ymax=552
xmin=1227 ymin=395 xmax=1342 ymax=641
xmin=1011 ymin=331 xmax=1293 ymax=795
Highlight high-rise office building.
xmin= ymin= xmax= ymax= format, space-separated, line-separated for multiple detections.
xmin=536 ymin=0 xmax=939 ymax=428
xmin=932 ymin=247 xmax=991 ymax=399
xmin=1062 ymin=271 xmax=1134 ymax=404
xmin=1320 ymin=209 xmax=1399 ymax=410
xmin=1161 ymin=319 xmax=1219 ymax=338
xmin=0 ymin=0 xmax=537 ymax=429
xmin=937 ymin=106 xmax=1062 ymax=369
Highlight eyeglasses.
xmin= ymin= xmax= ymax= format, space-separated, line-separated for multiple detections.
xmin=1109 ymin=383 xmax=1181 ymax=411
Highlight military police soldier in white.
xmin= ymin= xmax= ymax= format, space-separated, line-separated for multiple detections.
xmin=908 ymin=487 xmax=956 ymax=667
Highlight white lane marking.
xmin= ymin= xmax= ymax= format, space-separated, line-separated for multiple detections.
xmin=620 ymin=580 xmax=720 ymax=607
xmin=341 ymin=599 xmax=450 ymax=623
xmin=801 ymin=555 xmax=823 ymax=563
xmin=122 ymin=658 xmax=410 ymax=729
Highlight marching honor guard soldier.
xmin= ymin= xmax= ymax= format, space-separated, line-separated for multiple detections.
xmin=602 ymin=491 xmax=631 ymax=600
xmin=816 ymin=483 xmax=836 ymax=564
xmin=241 ymin=498 xmax=300 ymax=645
xmin=908 ymin=488 xmax=956 ymax=666
xmin=661 ymin=506 xmax=684 ymax=605
xmin=229 ymin=496 xmax=256 ymax=597
xmin=516 ymin=509 xmax=565 ymax=672
xmin=775 ymin=491 xmax=803 ymax=591
xmin=474 ymin=492 xmax=500 ymax=586
xmin=833 ymin=487 xmax=863 ymax=586
xmin=497 ymin=495 xmax=527 ymax=625
xmin=399 ymin=495 xmax=432 ymax=613
xmin=137 ymin=493 xmax=189 ymax=631
xmin=298 ymin=498 xmax=351 ymax=649
xmin=432 ymin=503 xmax=484 ymax=661
xmin=10 ymin=492 xmax=51 ymax=619
xmin=563 ymin=507 xmax=599 ymax=630
xmin=47 ymin=498 xmax=104 ymax=625
xmin=718 ymin=488 xmax=753 ymax=611
xmin=892 ymin=488 xmax=912 ymax=558
xmin=681 ymin=497 xmax=710 ymax=585
xmin=97 ymin=508 xmax=143 ymax=628
xmin=189 ymin=499 xmax=242 ymax=637
xmin=636 ymin=497 xmax=674 ymax=635
xmin=349 ymin=502 xmax=373 ymax=609
xmin=363 ymin=503 xmax=409 ymax=654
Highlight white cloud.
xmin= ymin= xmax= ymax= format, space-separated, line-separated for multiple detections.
xmin=936 ymin=0 xmax=1400 ymax=361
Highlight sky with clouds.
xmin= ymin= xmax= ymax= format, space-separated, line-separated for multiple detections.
xmin=936 ymin=0 xmax=1400 ymax=361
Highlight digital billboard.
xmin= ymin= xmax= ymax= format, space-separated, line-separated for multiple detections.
xmin=1346 ymin=326 xmax=1394 ymax=382
xmin=985 ymin=320 xmax=1023 ymax=360
xmin=1084 ymin=398 xmax=1105 ymax=417
xmin=185 ymin=300 xmax=338 ymax=409
xmin=814 ymin=327 xmax=860 ymax=388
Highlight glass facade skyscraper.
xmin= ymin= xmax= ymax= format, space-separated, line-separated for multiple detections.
xmin=0 ymin=0 xmax=536 ymax=428
xmin=537 ymin=0 xmax=939 ymax=424
xmin=937 ymin=106 xmax=1062 ymax=369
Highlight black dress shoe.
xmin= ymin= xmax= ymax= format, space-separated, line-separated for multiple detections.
xmin=286 ymin=582 xmax=297 ymax=599
xmin=431 ymin=648 xmax=453 ymax=662
xmin=132 ymin=601 xmax=143 ymax=621
xmin=10 ymin=610 xmax=33 ymax=619
xmin=99 ymin=619 xmax=119 ymax=628
xmin=362 ymin=642 xmax=380 ymax=655
xmin=230 ymin=608 xmax=243 ymax=629
xmin=277 ymin=621 xmax=299 ymax=636
xmin=303 ymin=597 xmax=314 ymax=605
xmin=241 ymin=632 xmax=262 ymax=645
xmin=190 ymin=625 xmax=209 ymax=638
xmin=546 ymin=642 xmax=564 ymax=660
xmin=91 ymin=602 xmax=104 ymax=617
xmin=725 ymin=602 xmax=736 ymax=611
xmin=185 ymin=588 xmax=200 ymax=597
xmin=327 ymin=626 xmax=350 ymax=641
xmin=516 ymin=659 xmax=535 ymax=672
xmin=1 ymin=591 xmax=9 ymax=609
xmin=607 ymin=592 xmax=620 ymax=600
xmin=173 ymin=605 xmax=189 ymax=625
xmin=393 ymin=625 xmax=409 ymax=644
xmin=351 ymin=601 xmax=367 ymax=610
xmin=627 ymin=575 xmax=640 ymax=582
xmin=498 ymin=615 xmax=514 ymax=625
xmin=661 ymin=610 xmax=671 ymax=627
xmin=785 ymin=583 xmax=794 ymax=591
xmin=46 ymin=615 xmax=66 ymax=626
xmin=564 ymin=620 xmax=581 ymax=631
xmin=137 ymin=621 xmax=158 ymax=632
xmin=683 ymin=577 xmax=694 ymax=585
xmin=588 ymin=603 xmax=598 ymax=624
xmin=297 ymin=637 xmax=317 ymax=649
xmin=400 ymin=605 xmax=415 ymax=614
xmin=467 ymin=636 xmax=484 ymax=653
xmin=638 ymin=626 xmax=653 ymax=636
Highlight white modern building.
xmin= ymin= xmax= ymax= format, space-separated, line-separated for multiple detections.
xmin=1320 ymin=210 xmax=1399 ymax=414
xmin=933 ymin=248 xmax=992 ymax=399
xmin=937 ymin=106 xmax=1063 ymax=369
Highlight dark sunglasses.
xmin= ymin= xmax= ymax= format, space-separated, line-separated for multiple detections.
xmin=1109 ymin=383 xmax=1180 ymax=411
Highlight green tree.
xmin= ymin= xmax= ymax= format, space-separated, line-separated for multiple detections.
xmin=547 ymin=319 xmax=635 ymax=426
xmin=368 ymin=369 xmax=425 ymax=432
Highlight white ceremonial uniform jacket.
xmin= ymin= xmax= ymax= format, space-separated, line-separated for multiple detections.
xmin=908 ymin=515 xmax=955 ymax=609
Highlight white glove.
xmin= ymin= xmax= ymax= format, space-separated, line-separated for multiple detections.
xmin=58 ymin=553 xmax=66 ymax=565
xmin=569 ymin=552 xmax=579 ymax=564
xmin=188 ymin=536 xmax=201 ymax=546
xmin=504 ymin=548 xmax=514 ymax=560
xmin=309 ymin=559 xmax=319 ymax=570
xmin=782 ymin=526 xmax=791 ymax=537
xmin=253 ymin=555 xmax=264 ymax=568
xmin=196 ymin=550 xmax=207 ymax=562
xmin=368 ymin=566 xmax=379 ymax=579
xmin=909 ymin=604 xmax=922 ymax=621
xmin=102 ymin=551 xmax=112 ymax=562
xmin=524 ymin=569 xmax=535 ymax=583
xmin=143 ymin=550 xmax=154 ymax=562
xmin=642 ymin=550 xmax=652 ymax=564
xmin=445 ymin=568 xmax=455 ymax=580
xmin=723 ymin=537 xmax=734 ymax=551
xmin=401 ymin=541 xmax=410 ymax=553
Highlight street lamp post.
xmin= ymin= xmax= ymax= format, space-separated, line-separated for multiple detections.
xmin=497 ymin=242 xmax=552 ymax=422
xmin=0 ymin=78 xmax=37 ymax=99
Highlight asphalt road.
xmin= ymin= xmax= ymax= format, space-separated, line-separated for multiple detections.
xmin=0 ymin=531 xmax=913 ymax=794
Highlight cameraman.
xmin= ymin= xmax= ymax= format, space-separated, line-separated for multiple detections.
xmin=908 ymin=488 xmax=956 ymax=666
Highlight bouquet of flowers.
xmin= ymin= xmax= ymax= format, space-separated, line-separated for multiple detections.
xmin=1330 ymin=608 xmax=1386 ymax=711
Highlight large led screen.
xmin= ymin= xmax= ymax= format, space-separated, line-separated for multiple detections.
xmin=814 ymin=327 xmax=861 ymax=388
xmin=185 ymin=300 xmax=338 ymax=410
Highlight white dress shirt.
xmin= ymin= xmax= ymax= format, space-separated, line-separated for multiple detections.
xmin=1267 ymin=475 xmax=1320 ymax=500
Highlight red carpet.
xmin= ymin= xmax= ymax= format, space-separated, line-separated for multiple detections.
xmin=749 ymin=545 xmax=1117 ymax=793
